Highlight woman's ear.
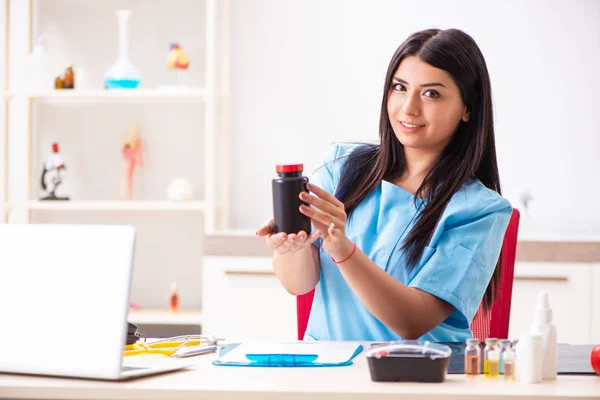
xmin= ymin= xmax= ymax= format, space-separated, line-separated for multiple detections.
xmin=462 ymin=107 xmax=470 ymax=122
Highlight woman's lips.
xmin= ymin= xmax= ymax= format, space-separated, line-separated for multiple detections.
xmin=398 ymin=120 xmax=425 ymax=133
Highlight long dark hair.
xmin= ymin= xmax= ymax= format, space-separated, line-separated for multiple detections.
xmin=337 ymin=29 xmax=502 ymax=310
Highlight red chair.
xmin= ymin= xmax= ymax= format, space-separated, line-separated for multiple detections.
xmin=296 ymin=208 xmax=521 ymax=341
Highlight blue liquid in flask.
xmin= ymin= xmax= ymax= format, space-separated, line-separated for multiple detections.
xmin=105 ymin=79 xmax=140 ymax=89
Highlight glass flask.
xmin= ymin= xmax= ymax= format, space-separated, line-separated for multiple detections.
xmin=105 ymin=9 xmax=141 ymax=89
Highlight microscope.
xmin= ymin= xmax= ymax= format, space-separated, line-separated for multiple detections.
xmin=40 ymin=142 xmax=70 ymax=201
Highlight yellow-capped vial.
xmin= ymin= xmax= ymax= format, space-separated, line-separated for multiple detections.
xmin=483 ymin=338 xmax=499 ymax=378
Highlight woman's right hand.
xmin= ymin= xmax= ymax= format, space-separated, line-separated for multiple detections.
xmin=256 ymin=218 xmax=321 ymax=255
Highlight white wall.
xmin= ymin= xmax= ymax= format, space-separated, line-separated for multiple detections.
xmin=228 ymin=0 xmax=600 ymax=238
xmin=4 ymin=0 xmax=600 ymax=309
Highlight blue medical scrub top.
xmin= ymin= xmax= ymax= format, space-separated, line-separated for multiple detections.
xmin=304 ymin=143 xmax=513 ymax=342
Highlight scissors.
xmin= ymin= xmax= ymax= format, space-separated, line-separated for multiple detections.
xmin=124 ymin=334 xmax=225 ymax=358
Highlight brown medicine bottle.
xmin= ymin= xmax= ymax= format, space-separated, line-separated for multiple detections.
xmin=272 ymin=164 xmax=311 ymax=234
xmin=54 ymin=76 xmax=64 ymax=89
xmin=63 ymin=64 xmax=75 ymax=89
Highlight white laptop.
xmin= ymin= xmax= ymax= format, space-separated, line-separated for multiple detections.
xmin=0 ymin=224 xmax=193 ymax=380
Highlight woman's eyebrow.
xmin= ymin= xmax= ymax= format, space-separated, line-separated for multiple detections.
xmin=393 ymin=76 xmax=447 ymax=88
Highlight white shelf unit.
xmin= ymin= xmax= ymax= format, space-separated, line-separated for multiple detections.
xmin=1 ymin=0 xmax=231 ymax=324
xmin=7 ymin=88 xmax=210 ymax=101
xmin=1 ymin=0 xmax=231 ymax=233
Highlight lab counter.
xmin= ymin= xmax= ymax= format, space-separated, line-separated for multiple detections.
xmin=0 ymin=345 xmax=598 ymax=400
xmin=204 ymin=231 xmax=600 ymax=262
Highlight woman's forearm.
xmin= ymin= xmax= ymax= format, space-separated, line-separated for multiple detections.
xmin=273 ymin=244 xmax=320 ymax=295
xmin=330 ymin=240 xmax=454 ymax=339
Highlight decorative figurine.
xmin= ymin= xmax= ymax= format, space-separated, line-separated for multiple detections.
xmin=168 ymin=282 xmax=180 ymax=312
xmin=54 ymin=64 xmax=75 ymax=89
xmin=40 ymin=142 xmax=70 ymax=201
xmin=121 ymin=122 xmax=144 ymax=200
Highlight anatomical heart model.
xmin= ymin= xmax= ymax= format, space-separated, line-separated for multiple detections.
xmin=164 ymin=42 xmax=190 ymax=89
xmin=167 ymin=42 xmax=190 ymax=70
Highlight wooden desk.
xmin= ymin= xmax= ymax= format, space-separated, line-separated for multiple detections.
xmin=0 ymin=346 xmax=599 ymax=400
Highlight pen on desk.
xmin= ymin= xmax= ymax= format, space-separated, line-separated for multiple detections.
xmin=175 ymin=345 xmax=218 ymax=358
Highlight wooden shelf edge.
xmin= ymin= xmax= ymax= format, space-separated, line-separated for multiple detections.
xmin=22 ymin=200 xmax=207 ymax=211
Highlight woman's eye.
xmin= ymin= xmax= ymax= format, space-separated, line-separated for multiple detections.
xmin=424 ymin=90 xmax=440 ymax=99
xmin=392 ymin=83 xmax=406 ymax=92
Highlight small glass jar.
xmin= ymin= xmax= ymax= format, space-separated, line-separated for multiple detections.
xmin=484 ymin=338 xmax=500 ymax=377
xmin=464 ymin=338 xmax=481 ymax=377
xmin=498 ymin=339 xmax=511 ymax=374
xmin=502 ymin=341 xmax=516 ymax=380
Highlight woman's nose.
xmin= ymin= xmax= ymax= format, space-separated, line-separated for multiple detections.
xmin=401 ymin=93 xmax=420 ymax=117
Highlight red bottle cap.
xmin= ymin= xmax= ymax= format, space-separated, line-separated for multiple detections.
xmin=52 ymin=143 xmax=59 ymax=153
xmin=276 ymin=164 xmax=303 ymax=173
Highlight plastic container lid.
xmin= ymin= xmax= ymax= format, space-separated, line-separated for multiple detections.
xmin=366 ymin=341 xmax=452 ymax=359
xmin=276 ymin=164 xmax=303 ymax=173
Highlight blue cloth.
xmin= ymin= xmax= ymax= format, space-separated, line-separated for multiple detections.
xmin=304 ymin=143 xmax=513 ymax=342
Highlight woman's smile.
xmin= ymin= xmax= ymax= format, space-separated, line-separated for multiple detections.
xmin=398 ymin=120 xmax=426 ymax=133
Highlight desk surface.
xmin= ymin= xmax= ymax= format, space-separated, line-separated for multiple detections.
xmin=1 ymin=345 xmax=599 ymax=400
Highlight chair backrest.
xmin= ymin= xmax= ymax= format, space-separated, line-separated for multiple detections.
xmin=296 ymin=208 xmax=521 ymax=341
xmin=470 ymin=208 xmax=520 ymax=340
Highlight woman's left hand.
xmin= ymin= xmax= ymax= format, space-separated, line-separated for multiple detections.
xmin=299 ymin=183 xmax=353 ymax=257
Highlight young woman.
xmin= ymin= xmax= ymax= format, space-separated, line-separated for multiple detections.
xmin=256 ymin=28 xmax=512 ymax=342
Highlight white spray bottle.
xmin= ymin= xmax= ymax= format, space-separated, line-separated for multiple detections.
xmin=529 ymin=292 xmax=557 ymax=380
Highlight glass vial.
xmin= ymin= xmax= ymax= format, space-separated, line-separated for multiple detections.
xmin=484 ymin=338 xmax=500 ymax=378
xmin=498 ymin=339 xmax=510 ymax=374
xmin=503 ymin=341 xmax=516 ymax=380
xmin=464 ymin=338 xmax=481 ymax=377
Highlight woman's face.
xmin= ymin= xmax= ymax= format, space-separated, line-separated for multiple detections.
xmin=387 ymin=56 xmax=470 ymax=154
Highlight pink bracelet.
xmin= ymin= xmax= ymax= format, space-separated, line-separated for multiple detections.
xmin=331 ymin=242 xmax=357 ymax=264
